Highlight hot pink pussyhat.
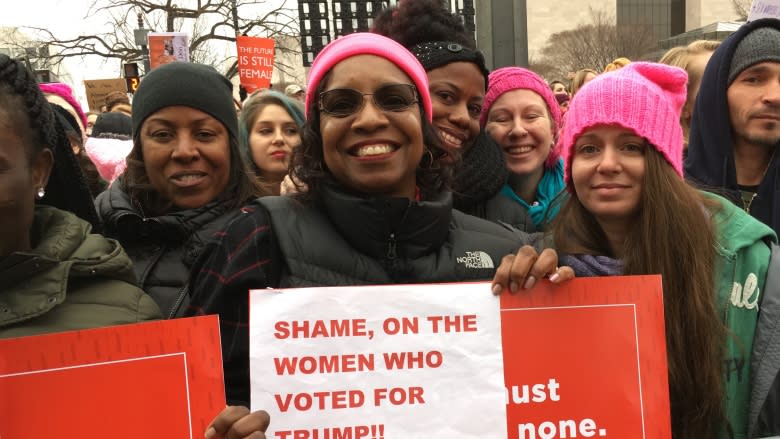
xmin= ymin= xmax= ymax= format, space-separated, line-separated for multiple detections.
xmin=305 ymin=32 xmax=432 ymax=122
xmin=480 ymin=67 xmax=563 ymax=168
xmin=39 ymin=82 xmax=87 ymax=131
xmin=560 ymin=62 xmax=687 ymax=191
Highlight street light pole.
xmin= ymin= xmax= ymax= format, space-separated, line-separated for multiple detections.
xmin=134 ymin=13 xmax=151 ymax=73
xmin=231 ymin=0 xmax=239 ymax=36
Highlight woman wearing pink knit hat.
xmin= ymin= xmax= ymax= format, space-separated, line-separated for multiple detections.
xmin=481 ymin=67 xmax=565 ymax=231
xmin=496 ymin=61 xmax=780 ymax=438
xmin=39 ymin=82 xmax=87 ymax=139
xmin=187 ymin=32 xmax=564 ymax=438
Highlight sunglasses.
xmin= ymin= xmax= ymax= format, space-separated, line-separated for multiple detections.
xmin=318 ymin=83 xmax=419 ymax=117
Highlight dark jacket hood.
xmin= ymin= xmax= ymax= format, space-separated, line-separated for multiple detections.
xmin=685 ymin=18 xmax=780 ymax=233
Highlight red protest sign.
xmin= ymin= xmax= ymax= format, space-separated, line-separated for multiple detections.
xmin=501 ymin=275 xmax=671 ymax=438
xmin=0 ymin=316 xmax=225 ymax=439
xmin=237 ymin=36 xmax=275 ymax=93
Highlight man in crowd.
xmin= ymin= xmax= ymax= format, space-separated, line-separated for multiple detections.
xmin=284 ymin=83 xmax=305 ymax=102
xmin=685 ymin=18 xmax=780 ymax=235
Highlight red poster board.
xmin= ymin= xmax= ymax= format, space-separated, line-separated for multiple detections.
xmin=236 ymin=36 xmax=275 ymax=93
xmin=500 ymin=275 xmax=671 ymax=438
xmin=0 ymin=316 xmax=224 ymax=439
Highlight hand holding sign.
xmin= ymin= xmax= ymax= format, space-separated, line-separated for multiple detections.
xmin=492 ymin=246 xmax=575 ymax=294
xmin=205 ymin=406 xmax=270 ymax=439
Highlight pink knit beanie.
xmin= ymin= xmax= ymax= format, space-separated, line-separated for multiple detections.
xmin=305 ymin=32 xmax=432 ymax=122
xmin=560 ymin=62 xmax=687 ymax=190
xmin=39 ymin=83 xmax=87 ymax=131
xmin=480 ymin=67 xmax=563 ymax=168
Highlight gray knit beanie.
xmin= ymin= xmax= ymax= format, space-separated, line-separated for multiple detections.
xmin=131 ymin=62 xmax=238 ymax=140
xmin=728 ymin=26 xmax=780 ymax=84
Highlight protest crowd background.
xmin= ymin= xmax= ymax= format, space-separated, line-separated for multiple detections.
xmin=2 ymin=0 xmax=780 ymax=437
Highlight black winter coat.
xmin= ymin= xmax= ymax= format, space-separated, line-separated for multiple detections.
xmin=187 ymin=184 xmax=543 ymax=405
xmin=96 ymin=183 xmax=242 ymax=318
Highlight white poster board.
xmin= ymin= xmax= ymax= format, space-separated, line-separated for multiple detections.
xmin=249 ymin=283 xmax=506 ymax=438
xmin=748 ymin=0 xmax=780 ymax=21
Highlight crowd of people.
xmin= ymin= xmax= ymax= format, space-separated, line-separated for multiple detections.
xmin=2 ymin=0 xmax=780 ymax=437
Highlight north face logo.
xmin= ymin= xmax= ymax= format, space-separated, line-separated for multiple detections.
xmin=456 ymin=251 xmax=495 ymax=269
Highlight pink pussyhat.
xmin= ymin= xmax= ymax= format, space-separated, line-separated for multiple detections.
xmin=559 ymin=62 xmax=687 ymax=190
xmin=304 ymin=32 xmax=432 ymax=122
xmin=480 ymin=67 xmax=563 ymax=169
xmin=39 ymin=82 xmax=87 ymax=131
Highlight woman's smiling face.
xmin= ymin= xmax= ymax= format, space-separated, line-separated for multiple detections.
xmin=140 ymin=106 xmax=231 ymax=209
xmin=427 ymin=61 xmax=485 ymax=159
xmin=318 ymin=55 xmax=425 ymax=199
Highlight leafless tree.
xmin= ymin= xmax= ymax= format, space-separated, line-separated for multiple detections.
xmin=535 ymin=8 xmax=659 ymax=80
xmin=732 ymin=0 xmax=752 ymax=21
xmin=7 ymin=0 xmax=300 ymax=79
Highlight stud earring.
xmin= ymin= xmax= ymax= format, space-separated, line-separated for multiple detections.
xmin=36 ymin=187 xmax=45 ymax=199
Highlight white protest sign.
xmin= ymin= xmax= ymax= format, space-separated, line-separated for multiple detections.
xmin=748 ymin=0 xmax=780 ymax=21
xmin=250 ymin=282 xmax=505 ymax=439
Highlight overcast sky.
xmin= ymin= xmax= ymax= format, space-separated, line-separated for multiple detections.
xmin=1 ymin=0 xmax=299 ymax=106
xmin=1 ymin=0 xmax=130 ymax=104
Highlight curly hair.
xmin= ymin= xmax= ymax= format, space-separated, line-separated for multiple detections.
xmin=371 ymin=0 xmax=475 ymax=48
xmin=0 ymin=54 xmax=100 ymax=228
xmin=289 ymin=71 xmax=454 ymax=203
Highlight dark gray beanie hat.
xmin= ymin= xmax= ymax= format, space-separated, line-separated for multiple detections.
xmin=728 ymin=26 xmax=780 ymax=84
xmin=131 ymin=62 xmax=238 ymax=140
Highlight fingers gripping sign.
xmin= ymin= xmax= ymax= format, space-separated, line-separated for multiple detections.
xmin=491 ymin=246 xmax=575 ymax=295
xmin=205 ymin=406 xmax=270 ymax=439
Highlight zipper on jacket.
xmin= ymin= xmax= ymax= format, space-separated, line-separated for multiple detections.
xmin=168 ymin=284 xmax=189 ymax=319
xmin=387 ymin=233 xmax=397 ymax=260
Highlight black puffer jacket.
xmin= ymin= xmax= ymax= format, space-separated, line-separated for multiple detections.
xmin=96 ymin=182 xmax=242 ymax=318
xmin=187 ymin=184 xmax=543 ymax=404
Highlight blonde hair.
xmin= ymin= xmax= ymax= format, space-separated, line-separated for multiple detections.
xmin=603 ymin=57 xmax=631 ymax=72
xmin=658 ymin=40 xmax=721 ymax=145
xmin=570 ymin=69 xmax=599 ymax=96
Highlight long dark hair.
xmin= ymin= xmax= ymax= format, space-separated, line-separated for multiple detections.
xmin=122 ymin=125 xmax=263 ymax=217
xmin=289 ymin=71 xmax=453 ymax=203
xmin=552 ymin=147 xmax=728 ymax=438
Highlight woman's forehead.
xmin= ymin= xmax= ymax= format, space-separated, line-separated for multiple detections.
xmin=325 ymin=55 xmax=412 ymax=89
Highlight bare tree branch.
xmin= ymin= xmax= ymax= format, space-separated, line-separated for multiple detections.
xmin=535 ymin=7 xmax=659 ymax=80
xmin=732 ymin=0 xmax=751 ymax=21
xmin=12 ymin=0 xmax=301 ymax=80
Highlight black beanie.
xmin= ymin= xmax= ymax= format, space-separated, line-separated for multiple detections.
xmin=409 ymin=41 xmax=490 ymax=89
xmin=131 ymin=62 xmax=238 ymax=140
xmin=92 ymin=112 xmax=132 ymax=139
xmin=728 ymin=26 xmax=780 ymax=85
